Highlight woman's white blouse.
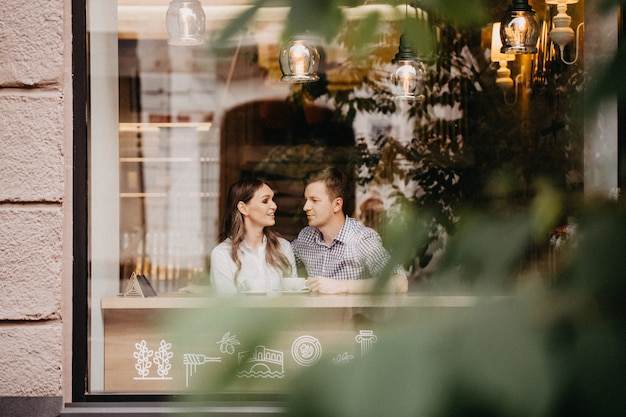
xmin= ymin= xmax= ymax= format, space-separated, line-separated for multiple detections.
xmin=209 ymin=236 xmax=296 ymax=295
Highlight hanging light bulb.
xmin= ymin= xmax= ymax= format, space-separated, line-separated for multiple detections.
xmin=390 ymin=34 xmax=427 ymax=101
xmin=500 ymin=0 xmax=540 ymax=54
xmin=166 ymin=0 xmax=206 ymax=46
xmin=279 ymin=37 xmax=320 ymax=83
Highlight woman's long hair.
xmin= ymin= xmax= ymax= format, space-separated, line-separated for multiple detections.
xmin=220 ymin=178 xmax=293 ymax=281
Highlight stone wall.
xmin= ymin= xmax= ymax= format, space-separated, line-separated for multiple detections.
xmin=0 ymin=0 xmax=69 ymax=415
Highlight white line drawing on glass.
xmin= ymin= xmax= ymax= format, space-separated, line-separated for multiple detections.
xmin=331 ymin=352 xmax=355 ymax=366
xmin=355 ymin=330 xmax=377 ymax=357
xmin=183 ymin=353 xmax=222 ymax=387
xmin=154 ymin=340 xmax=174 ymax=377
xmin=217 ymin=331 xmax=240 ymax=355
xmin=133 ymin=340 xmax=153 ymax=378
xmin=237 ymin=345 xmax=285 ymax=378
xmin=133 ymin=339 xmax=174 ymax=380
xmin=291 ymin=335 xmax=322 ymax=366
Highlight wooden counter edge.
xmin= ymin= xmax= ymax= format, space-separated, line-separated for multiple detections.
xmin=101 ymin=294 xmax=501 ymax=310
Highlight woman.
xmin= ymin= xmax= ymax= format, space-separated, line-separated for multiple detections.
xmin=210 ymin=177 xmax=296 ymax=294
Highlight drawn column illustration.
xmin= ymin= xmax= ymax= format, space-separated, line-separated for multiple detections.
xmin=355 ymin=330 xmax=377 ymax=357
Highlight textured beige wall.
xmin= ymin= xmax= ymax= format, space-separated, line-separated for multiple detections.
xmin=0 ymin=1 xmax=64 ymax=87
xmin=0 ymin=0 xmax=68 ymax=399
xmin=0 ymin=325 xmax=63 ymax=396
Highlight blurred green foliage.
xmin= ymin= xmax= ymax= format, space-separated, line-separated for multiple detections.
xmin=282 ymin=197 xmax=626 ymax=417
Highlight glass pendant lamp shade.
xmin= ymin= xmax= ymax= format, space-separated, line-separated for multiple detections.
xmin=500 ymin=0 xmax=540 ymax=54
xmin=279 ymin=38 xmax=320 ymax=83
xmin=166 ymin=0 xmax=206 ymax=46
xmin=390 ymin=34 xmax=427 ymax=101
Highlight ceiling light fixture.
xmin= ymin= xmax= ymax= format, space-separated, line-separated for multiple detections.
xmin=546 ymin=0 xmax=584 ymax=64
xmin=279 ymin=37 xmax=321 ymax=83
xmin=389 ymin=2 xmax=427 ymax=101
xmin=166 ymin=0 xmax=206 ymax=46
xmin=390 ymin=34 xmax=427 ymax=101
xmin=491 ymin=22 xmax=522 ymax=105
xmin=491 ymin=23 xmax=515 ymax=90
xmin=500 ymin=0 xmax=540 ymax=54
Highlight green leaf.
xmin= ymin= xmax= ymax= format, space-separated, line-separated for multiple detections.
xmin=216 ymin=1 xmax=266 ymax=44
xmin=282 ymin=0 xmax=345 ymax=42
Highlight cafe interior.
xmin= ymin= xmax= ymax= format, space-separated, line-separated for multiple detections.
xmin=112 ymin=0 xmax=592 ymax=292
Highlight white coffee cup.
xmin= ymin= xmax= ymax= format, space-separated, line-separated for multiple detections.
xmin=246 ymin=279 xmax=266 ymax=292
xmin=281 ymin=277 xmax=307 ymax=292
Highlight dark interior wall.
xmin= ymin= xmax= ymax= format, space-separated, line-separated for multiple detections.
xmin=219 ymin=100 xmax=356 ymax=241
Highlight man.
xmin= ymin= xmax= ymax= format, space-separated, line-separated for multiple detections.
xmin=291 ymin=167 xmax=408 ymax=294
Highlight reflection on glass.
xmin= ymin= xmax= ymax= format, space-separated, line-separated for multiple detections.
xmin=166 ymin=0 xmax=206 ymax=45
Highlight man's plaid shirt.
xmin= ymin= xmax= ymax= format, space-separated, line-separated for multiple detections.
xmin=291 ymin=216 xmax=401 ymax=280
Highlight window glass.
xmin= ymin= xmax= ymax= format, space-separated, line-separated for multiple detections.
xmin=87 ymin=0 xmax=600 ymax=396
xmin=89 ymin=0 xmax=316 ymax=393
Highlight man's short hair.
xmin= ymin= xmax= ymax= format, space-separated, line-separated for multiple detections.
xmin=304 ymin=167 xmax=350 ymax=213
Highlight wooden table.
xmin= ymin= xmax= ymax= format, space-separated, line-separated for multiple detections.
xmin=101 ymin=293 xmax=481 ymax=393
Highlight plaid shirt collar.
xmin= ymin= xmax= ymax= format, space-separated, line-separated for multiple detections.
xmin=313 ymin=215 xmax=353 ymax=247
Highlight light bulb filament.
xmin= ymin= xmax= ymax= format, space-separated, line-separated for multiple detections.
xmin=289 ymin=43 xmax=309 ymax=75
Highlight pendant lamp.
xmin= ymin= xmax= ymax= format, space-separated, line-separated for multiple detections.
xmin=500 ymin=0 xmax=540 ymax=54
xmin=279 ymin=37 xmax=321 ymax=83
xmin=390 ymin=34 xmax=427 ymax=101
xmin=166 ymin=0 xmax=206 ymax=46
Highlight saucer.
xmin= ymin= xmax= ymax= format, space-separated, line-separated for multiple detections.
xmin=240 ymin=290 xmax=267 ymax=295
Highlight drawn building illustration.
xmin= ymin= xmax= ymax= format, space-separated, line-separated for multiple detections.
xmin=237 ymin=345 xmax=285 ymax=378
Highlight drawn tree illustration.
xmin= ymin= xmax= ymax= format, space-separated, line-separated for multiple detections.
xmin=154 ymin=339 xmax=173 ymax=378
xmin=133 ymin=339 xmax=153 ymax=378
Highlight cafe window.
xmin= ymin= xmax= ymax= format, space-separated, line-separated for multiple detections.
xmin=88 ymin=0 xmax=366 ymax=396
xmin=84 ymin=0 xmax=617 ymax=401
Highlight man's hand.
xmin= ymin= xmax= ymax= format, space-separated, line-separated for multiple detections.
xmin=306 ymin=274 xmax=408 ymax=294
xmin=306 ymin=276 xmax=352 ymax=294
xmin=389 ymin=274 xmax=409 ymax=294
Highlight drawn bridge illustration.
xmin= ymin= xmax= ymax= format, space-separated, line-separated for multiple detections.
xmin=237 ymin=345 xmax=285 ymax=378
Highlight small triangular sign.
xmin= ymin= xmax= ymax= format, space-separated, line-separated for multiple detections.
xmin=123 ymin=272 xmax=145 ymax=297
